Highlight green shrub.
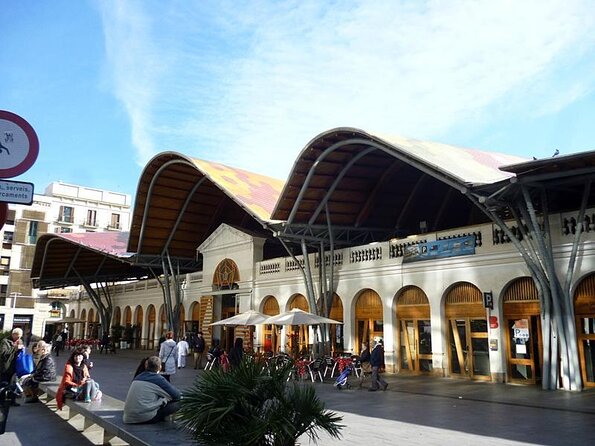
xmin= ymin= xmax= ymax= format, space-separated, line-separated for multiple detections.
xmin=178 ymin=358 xmax=343 ymax=445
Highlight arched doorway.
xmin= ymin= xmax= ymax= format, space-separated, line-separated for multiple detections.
xmin=189 ymin=301 xmax=200 ymax=334
xmin=354 ymin=289 xmax=383 ymax=355
xmin=396 ymin=286 xmax=432 ymax=374
xmin=88 ymin=308 xmax=99 ymax=339
xmin=288 ymin=294 xmax=309 ymax=357
xmin=178 ymin=305 xmax=186 ymax=339
xmin=80 ymin=309 xmax=86 ymax=338
xmin=135 ymin=306 xmax=143 ymax=349
xmin=213 ymin=258 xmax=241 ymax=351
xmin=261 ymin=296 xmax=280 ymax=353
xmin=123 ymin=306 xmax=132 ymax=326
xmin=159 ymin=305 xmax=167 ymax=338
xmin=503 ymin=277 xmax=542 ymax=385
xmin=574 ymin=273 xmax=595 ymax=388
xmin=113 ymin=307 xmax=121 ymax=327
xmin=445 ymin=282 xmax=490 ymax=380
xmin=328 ymin=294 xmax=344 ymax=354
xmin=147 ymin=305 xmax=156 ymax=350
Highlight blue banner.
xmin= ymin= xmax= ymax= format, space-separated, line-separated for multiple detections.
xmin=403 ymin=235 xmax=476 ymax=263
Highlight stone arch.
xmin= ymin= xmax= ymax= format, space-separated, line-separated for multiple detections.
xmin=501 ymin=276 xmax=541 ymax=385
xmin=146 ymin=304 xmax=157 ymax=350
xmin=444 ymin=281 xmax=489 ymax=380
xmin=395 ymin=285 xmax=432 ymax=373
xmin=353 ymin=288 xmax=383 ymax=354
xmin=574 ymin=272 xmax=595 ymax=388
xmin=134 ymin=305 xmax=144 ymax=349
xmin=261 ymin=296 xmax=280 ymax=353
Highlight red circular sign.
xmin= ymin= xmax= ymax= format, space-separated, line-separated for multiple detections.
xmin=0 ymin=110 xmax=39 ymax=178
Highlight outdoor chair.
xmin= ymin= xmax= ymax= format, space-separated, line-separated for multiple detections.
xmin=307 ymin=358 xmax=324 ymax=382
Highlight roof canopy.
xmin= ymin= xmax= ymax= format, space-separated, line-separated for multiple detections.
xmin=31 ymin=232 xmax=149 ymax=289
xmin=272 ymin=128 xmax=527 ymax=243
xmin=127 ymin=152 xmax=285 ymax=263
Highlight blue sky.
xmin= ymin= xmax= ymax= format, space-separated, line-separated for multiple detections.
xmin=3 ymin=0 xmax=595 ymax=198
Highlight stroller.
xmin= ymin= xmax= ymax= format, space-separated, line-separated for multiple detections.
xmin=334 ymin=365 xmax=352 ymax=390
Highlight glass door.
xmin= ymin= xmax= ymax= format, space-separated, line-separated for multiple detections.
xmin=448 ymin=318 xmax=490 ymax=379
xmin=577 ymin=316 xmax=595 ymax=387
xmin=505 ymin=315 xmax=542 ymax=384
xmin=398 ymin=319 xmax=432 ymax=373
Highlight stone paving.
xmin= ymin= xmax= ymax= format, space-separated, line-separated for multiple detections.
xmin=1 ymin=349 xmax=593 ymax=445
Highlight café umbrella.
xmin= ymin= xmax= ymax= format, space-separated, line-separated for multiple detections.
xmin=263 ymin=308 xmax=342 ymax=326
xmin=209 ymin=310 xmax=269 ymax=327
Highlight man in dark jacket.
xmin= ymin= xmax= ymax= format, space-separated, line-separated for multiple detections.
xmin=0 ymin=328 xmax=24 ymax=383
xmin=193 ymin=332 xmax=206 ymax=369
xmin=369 ymin=338 xmax=388 ymax=391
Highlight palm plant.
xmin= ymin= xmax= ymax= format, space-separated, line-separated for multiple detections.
xmin=178 ymin=358 xmax=343 ymax=445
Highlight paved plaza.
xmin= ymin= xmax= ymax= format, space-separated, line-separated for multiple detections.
xmin=1 ymin=349 xmax=593 ymax=445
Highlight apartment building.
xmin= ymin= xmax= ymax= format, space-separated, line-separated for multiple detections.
xmin=0 ymin=181 xmax=131 ymax=341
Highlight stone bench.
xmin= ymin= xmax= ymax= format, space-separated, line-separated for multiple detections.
xmin=37 ymin=380 xmax=192 ymax=445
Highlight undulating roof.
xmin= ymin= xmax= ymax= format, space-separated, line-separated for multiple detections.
xmin=273 ymin=128 xmax=528 ymax=240
xmin=127 ymin=152 xmax=285 ymax=262
xmin=31 ymin=232 xmax=148 ymax=289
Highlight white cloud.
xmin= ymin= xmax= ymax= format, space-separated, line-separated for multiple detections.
xmin=97 ymin=0 xmax=595 ymax=178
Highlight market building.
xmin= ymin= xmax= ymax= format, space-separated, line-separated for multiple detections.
xmin=31 ymin=128 xmax=595 ymax=389
xmin=0 ymin=181 xmax=131 ymax=340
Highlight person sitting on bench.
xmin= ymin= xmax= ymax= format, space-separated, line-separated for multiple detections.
xmin=123 ymin=356 xmax=181 ymax=424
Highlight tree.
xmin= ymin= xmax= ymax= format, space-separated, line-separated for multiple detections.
xmin=178 ymin=358 xmax=343 ymax=445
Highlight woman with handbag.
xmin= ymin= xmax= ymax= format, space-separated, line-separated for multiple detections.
xmin=56 ymin=348 xmax=101 ymax=409
xmin=158 ymin=332 xmax=178 ymax=382
xmin=21 ymin=341 xmax=56 ymax=403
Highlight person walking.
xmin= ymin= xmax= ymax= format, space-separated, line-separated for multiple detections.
xmin=368 ymin=338 xmax=388 ymax=392
xmin=193 ymin=331 xmax=205 ymax=369
xmin=158 ymin=332 xmax=178 ymax=382
xmin=176 ymin=336 xmax=189 ymax=369
xmin=123 ymin=356 xmax=181 ymax=424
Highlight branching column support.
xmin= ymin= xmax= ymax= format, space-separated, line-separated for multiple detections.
xmin=74 ymin=270 xmax=113 ymax=339
xmin=467 ymin=178 xmax=589 ymax=391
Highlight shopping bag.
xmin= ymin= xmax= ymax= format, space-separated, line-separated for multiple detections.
xmin=15 ymin=350 xmax=34 ymax=377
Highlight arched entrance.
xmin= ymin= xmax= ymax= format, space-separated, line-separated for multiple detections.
xmin=123 ymin=306 xmax=132 ymax=326
xmin=213 ymin=258 xmax=241 ymax=351
xmin=113 ymin=307 xmax=121 ymax=327
xmin=189 ymin=301 xmax=200 ymax=334
xmin=159 ymin=305 xmax=166 ymax=338
xmin=445 ymin=282 xmax=490 ymax=380
xmin=88 ymin=308 xmax=99 ymax=339
xmin=178 ymin=305 xmax=186 ymax=339
xmin=396 ymin=286 xmax=432 ymax=374
xmin=146 ymin=305 xmax=156 ymax=350
xmin=80 ymin=309 xmax=87 ymax=338
xmin=134 ymin=306 xmax=143 ymax=349
xmin=503 ymin=277 xmax=542 ymax=385
xmin=261 ymin=296 xmax=280 ymax=353
xmin=288 ymin=294 xmax=309 ymax=357
xmin=354 ymin=289 xmax=383 ymax=355
xmin=328 ymin=294 xmax=344 ymax=354
xmin=574 ymin=273 xmax=595 ymax=388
